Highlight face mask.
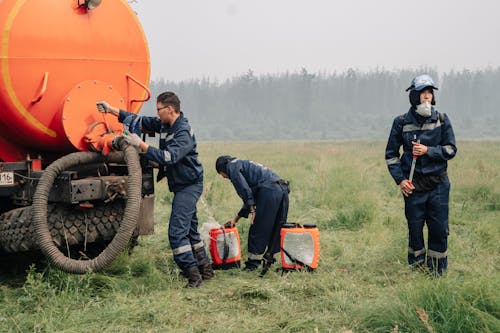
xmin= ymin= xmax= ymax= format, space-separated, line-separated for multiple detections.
xmin=416 ymin=101 xmax=432 ymax=118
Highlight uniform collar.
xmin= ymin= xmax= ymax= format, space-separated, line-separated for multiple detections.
xmin=163 ymin=112 xmax=185 ymax=132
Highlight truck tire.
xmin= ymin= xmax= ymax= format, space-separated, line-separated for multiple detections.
xmin=0 ymin=201 xmax=125 ymax=255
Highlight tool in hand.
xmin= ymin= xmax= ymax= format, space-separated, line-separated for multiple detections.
xmin=408 ymin=135 xmax=420 ymax=186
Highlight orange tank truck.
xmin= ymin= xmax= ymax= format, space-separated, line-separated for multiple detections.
xmin=0 ymin=0 xmax=155 ymax=274
xmin=0 ymin=0 xmax=150 ymax=161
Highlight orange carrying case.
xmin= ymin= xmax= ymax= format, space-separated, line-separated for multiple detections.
xmin=280 ymin=223 xmax=320 ymax=271
xmin=209 ymin=227 xmax=241 ymax=269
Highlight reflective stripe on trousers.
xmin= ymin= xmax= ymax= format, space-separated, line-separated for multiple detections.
xmin=404 ymin=180 xmax=450 ymax=268
xmin=168 ymin=182 xmax=203 ymax=270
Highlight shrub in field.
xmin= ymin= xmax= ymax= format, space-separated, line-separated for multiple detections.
xmin=357 ymin=276 xmax=500 ymax=333
xmin=323 ymin=203 xmax=374 ymax=230
xmin=459 ymin=185 xmax=500 ymax=211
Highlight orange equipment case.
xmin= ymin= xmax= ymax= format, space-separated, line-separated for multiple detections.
xmin=280 ymin=223 xmax=320 ymax=271
xmin=209 ymin=227 xmax=241 ymax=269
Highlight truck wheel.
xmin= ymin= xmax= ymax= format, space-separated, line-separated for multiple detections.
xmin=0 ymin=201 xmax=127 ymax=255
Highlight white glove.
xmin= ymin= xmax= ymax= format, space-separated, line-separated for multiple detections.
xmin=96 ymin=101 xmax=110 ymax=113
xmin=123 ymin=133 xmax=142 ymax=149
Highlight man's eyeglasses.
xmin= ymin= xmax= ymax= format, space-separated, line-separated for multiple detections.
xmin=157 ymin=106 xmax=169 ymax=112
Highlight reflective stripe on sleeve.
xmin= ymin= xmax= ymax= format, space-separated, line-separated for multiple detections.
xmin=443 ymin=145 xmax=455 ymax=155
xmin=163 ymin=150 xmax=171 ymax=162
xmin=172 ymin=244 xmax=192 ymax=255
xmin=386 ymin=157 xmax=400 ymax=165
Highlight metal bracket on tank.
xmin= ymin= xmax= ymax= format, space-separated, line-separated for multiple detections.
xmin=126 ymin=73 xmax=151 ymax=110
xmin=31 ymin=72 xmax=49 ymax=104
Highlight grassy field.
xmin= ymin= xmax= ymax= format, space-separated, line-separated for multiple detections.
xmin=1 ymin=140 xmax=499 ymax=333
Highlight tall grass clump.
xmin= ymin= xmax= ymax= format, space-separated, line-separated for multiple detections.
xmin=357 ymin=275 xmax=500 ymax=333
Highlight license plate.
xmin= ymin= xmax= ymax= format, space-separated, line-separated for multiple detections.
xmin=0 ymin=171 xmax=14 ymax=185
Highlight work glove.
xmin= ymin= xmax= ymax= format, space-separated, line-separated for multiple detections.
xmin=122 ymin=132 xmax=142 ymax=149
xmin=96 ymin=101 xmax=110 ymax=113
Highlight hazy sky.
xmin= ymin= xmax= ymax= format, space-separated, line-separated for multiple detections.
xmin=129 ymin=0 xmax=500 ymax=82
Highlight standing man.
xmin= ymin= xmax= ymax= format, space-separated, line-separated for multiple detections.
xmin=97 ymin=92 xmax=214 ymax=288
xmin=385 ymin=74 xmax=457 ymax=276
xmin=215 ymin=156 xmax=289 ymax=272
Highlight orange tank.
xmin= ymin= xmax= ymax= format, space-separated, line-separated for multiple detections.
xmin=0 ymin=0 xmax=150 ymax=161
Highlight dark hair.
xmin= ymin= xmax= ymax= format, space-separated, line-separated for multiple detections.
xmin=409 ymin=87 xmax=436 ymax=107
xmin=157 ymin=91 xmax=181 ymax=113
xmin=215 ymin=155 xmax=236 ymax=174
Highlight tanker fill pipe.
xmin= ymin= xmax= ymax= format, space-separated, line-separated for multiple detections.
xmin=32 ymin=140 xmax=141 ymax=274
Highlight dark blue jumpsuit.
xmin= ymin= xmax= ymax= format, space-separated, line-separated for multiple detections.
xmin=119 ymin=110 xmax=206 ymax=271
xmin=385 ymin=107 xmax=457 ymax=274
xmin=226 ymin=159 xmax=289 ymax=269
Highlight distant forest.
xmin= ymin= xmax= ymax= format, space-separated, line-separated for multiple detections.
xmin=140 ymin=68 xmax=500 ymax=140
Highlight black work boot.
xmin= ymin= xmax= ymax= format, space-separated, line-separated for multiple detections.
xmin=183 ymin=265 xmax=203 ymax=288
xmin=259 ymin=252 xmax=276 ymax=277
xmin=243 ymin=259 xmax=261 ymax=271
xmin=194 ymin=248 xmax=215 ymax=281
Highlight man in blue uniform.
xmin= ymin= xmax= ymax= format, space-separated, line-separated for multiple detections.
xmin=97 ymin=92 xmax=214 ymax=288
xmin=385 ymin=74 xmax=457 ymax=276
xmin=215 ymin=156 xmax=289 ymax=271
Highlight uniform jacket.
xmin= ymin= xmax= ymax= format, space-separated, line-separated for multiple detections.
xmin=118 ymin=110 xmax=203 ymax=192
xmin=385 ymin=107 xmax=457 ymax=185
xmin=226 ymin=159 xmax=281 ymax=218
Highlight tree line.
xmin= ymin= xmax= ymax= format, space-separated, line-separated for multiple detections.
xmin=140 ymin=67 xmax=500 ymax=140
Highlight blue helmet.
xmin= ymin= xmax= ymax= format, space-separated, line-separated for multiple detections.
xmin=405 ymin=74 xmax=438 ymax=92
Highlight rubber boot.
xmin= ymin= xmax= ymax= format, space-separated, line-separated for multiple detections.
xmin=183 ymin=265 xmax=203 ymax=288
xmin=194 ymin=248 xmax=215 ymax=281
xmin=243 ymin=259 xmax=261 ymax=271
xmin=259 ymin=252 xmax=276 ymax=277
xmin=427 ymin=256 xmax=447 ymax=277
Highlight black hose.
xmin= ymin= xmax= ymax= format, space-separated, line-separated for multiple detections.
xmin=32 ymin=146 xmax=142 ymax=274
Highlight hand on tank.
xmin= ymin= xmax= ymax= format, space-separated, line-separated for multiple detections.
xmin=96 ymin=101 xmax=110 ymax=113
xmin=96 ymin=101 xmax=119 ymax=116
xmin=412 ymin=141 xmax=428 ymax=156
xmin=400 ymin=179 xmax=414 ymax=197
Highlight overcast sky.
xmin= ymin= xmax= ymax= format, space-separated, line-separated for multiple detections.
xmin=129 ymin=0 xmax=500 ymax=82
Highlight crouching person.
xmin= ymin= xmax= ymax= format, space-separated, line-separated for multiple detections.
xmin=96 ymin=92 xmax=214 ymax=288
xmin=215 ymin=156 xmax=289 ymax=271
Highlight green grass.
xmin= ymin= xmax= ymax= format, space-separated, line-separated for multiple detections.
xmin=0 ymin=140 xmax=499 ymax=332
